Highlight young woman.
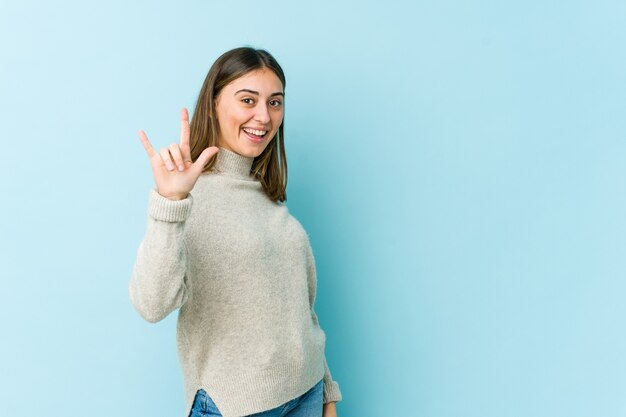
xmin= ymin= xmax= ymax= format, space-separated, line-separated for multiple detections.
xmin=129 ymin=47 xmax=342 ymax=417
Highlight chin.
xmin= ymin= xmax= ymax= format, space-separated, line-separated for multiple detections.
xmin=242 ymin=140 xmax=273 ymax=158
xmin=240 ymin=145 xmax=264 ymax=158
xmin=221 ymin=136 xmax=272 ymax=158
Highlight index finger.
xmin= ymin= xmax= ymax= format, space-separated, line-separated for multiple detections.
xmin=180 ymin=107 xmax=192 ymax=161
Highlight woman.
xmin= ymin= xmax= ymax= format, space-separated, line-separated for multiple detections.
xmin=129 ymin=47 xmax=342 ymax=417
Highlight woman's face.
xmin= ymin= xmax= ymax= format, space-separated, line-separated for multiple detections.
xmin=214 ymin=67 xmax=284 ymax=158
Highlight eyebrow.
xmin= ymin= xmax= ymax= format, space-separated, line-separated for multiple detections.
xmin=234 ymin=89 xmax=284 ymax=97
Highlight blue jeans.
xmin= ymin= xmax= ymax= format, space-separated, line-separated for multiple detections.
xmin=188 ymin=378 xmax=324 ymax=417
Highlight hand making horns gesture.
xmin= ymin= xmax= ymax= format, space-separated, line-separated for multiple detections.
xmin=139 ymin=108 xmax=219 ymax=200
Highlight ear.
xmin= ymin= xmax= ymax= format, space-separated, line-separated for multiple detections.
xmin=212 ymin=97 xmax=221 ymax=122
xmin=213 ymin=91 xmax=222 ymax=107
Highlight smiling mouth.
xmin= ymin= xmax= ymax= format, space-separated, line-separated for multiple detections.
xmin=242 ymin=127 xmax=268 ymax=138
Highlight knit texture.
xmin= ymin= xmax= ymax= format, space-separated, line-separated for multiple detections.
xmin=129 ymin=146 xmax=342 ymax=417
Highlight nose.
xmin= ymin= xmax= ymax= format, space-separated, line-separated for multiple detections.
xmin=254 ymin=103 xmax=271 ymax=124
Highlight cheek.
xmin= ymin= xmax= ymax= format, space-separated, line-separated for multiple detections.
xmin=227 ymin=108 xmax=253 ymax=128
xmin=272 ymin=111 xmax=284 ymax=127
xmin=218 ymin=106 xmax=241 ymax=127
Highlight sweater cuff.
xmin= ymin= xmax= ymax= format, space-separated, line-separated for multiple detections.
xmin=148 ymin=188 xmax=193 ymax=222
xmin=323 ymin=380 xmax=342 ymax=404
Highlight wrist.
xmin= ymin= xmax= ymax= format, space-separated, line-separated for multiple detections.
xmin=158 ymin=190 xmax=188 ymax=201
xmin=323 ymin=401 xmax=337 ymax=417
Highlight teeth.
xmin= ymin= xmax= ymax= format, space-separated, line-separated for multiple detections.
xmin=243 ymin=127 xmax=268 ymax=136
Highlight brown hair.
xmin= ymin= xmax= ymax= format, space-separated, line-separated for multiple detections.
xmin=189 ymin=47 xmax=288 ymax=203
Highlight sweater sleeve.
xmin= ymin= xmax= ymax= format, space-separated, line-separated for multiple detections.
xmin=306 ymin=243 xmax=343 ymax=404
xmin=128 ymin=187 xmax=193 ymax=323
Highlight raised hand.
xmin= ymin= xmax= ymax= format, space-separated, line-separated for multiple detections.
xmin=139 ymin=108 xmax=219 ymax=200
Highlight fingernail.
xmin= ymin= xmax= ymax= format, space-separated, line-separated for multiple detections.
xmin=178 ymin=165 xmax=184 ymax=171
xmin=166 ymin=162 xmax=174 ymax=170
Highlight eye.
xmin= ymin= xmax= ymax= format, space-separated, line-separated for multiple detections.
xmin=270 ymin=99 xmax=283 ymax=107
xmin=241 ymin=98 xmax=254 ymax=104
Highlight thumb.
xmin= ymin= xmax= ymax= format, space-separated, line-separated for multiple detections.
xmin=191 ymin=146 xmax=219 ymax=174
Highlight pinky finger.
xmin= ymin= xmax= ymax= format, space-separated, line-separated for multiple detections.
xmin=138 ymin=130 xmax=157 ymax=158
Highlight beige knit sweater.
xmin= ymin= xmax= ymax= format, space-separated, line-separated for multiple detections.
xmin=128 ymin=146 xmax=342 ymax=417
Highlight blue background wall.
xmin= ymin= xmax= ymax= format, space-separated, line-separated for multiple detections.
xmin=1 ymin=1 xmax=625 ymax=416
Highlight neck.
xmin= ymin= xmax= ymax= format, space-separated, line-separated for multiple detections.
xmin=213 ymin=146 xmax=255 ymax=179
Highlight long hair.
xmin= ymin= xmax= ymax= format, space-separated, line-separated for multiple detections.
xmin=189 ymin=47 xmax=288 ymax=203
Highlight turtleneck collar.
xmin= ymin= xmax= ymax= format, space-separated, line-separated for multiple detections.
xmin=212 ymin=146 xmax=255 ymax=179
